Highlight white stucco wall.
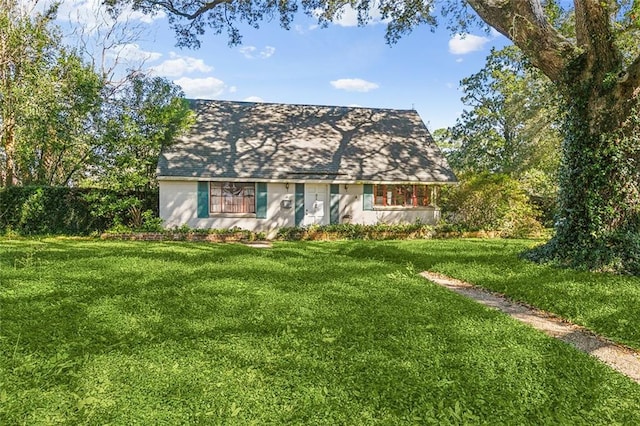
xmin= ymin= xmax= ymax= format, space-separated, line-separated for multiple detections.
xmin=159 ymin=181 xmax=441 ymax=237
xmin=159 ymin=180 xmax=197 ymax=227
xmin=159 ymin=181 xmax=296 ymax=237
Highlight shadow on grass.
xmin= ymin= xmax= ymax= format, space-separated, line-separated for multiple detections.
xmin=340 ymin=239 xmax=640 ymax=349
xmin=2 ymin=239 xmax=640 ymax=423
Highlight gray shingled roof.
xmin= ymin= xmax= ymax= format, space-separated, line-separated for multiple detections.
xmin=157 ymin=100 xmax=457 ymax=183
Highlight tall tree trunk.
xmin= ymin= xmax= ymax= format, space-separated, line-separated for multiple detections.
xmin=464 ymin=0 xmax=640 ymax=272
xmin=2 ymin=116 xmax=18 ymax=187
xmin=542 ymin=83 xmax=640 ymax=272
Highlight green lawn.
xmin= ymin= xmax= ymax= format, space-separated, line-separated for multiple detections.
xmin=1 ymin=238 xmax=640 ymax=424
xmin=366 ymin=239 xmax=640 ymax=351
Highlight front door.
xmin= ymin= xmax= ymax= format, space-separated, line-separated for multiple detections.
xmin=304 ymin=184 xmax=329 ymax=226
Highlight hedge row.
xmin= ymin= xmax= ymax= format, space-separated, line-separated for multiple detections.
xmin=0 ymin=186 xmax=158 ymax=235
xmin=99 ymin=225 xmax=541 ymax=243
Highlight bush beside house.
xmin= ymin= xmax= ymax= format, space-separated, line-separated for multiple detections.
xmin=0 ymin=186 xmax=159 ymax=235
xmin=439 ymin=173 xmax=544 ymax=238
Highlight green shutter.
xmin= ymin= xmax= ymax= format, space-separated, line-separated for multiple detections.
xmin=295 ymin=183 xmax=304 ymax=226
xmin=330 ymin=184 xmax=340 ymax=224
xmin=363 ymin=184 xmax=374 ymax=211
xmin=256 ymin=182 xmax=267 ymax=219
xmin=197 ymin=181 xmax=209 ymax=218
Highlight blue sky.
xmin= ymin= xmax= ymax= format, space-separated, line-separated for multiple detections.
xmin=40 ymin=0 xmax=511 ymax=130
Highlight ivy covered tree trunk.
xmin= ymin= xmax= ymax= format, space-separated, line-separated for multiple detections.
xmin=464 ymin=0 xmax=640 ymax=273
xmin=545 ymin=84 xmax=640 ymax=272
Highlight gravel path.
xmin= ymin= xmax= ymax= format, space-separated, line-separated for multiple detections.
xmin=420 ymin=271 xmax=640 ymax=384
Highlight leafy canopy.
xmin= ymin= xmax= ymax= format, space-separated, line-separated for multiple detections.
xmin=445 ymin=46 xmax=562 ymax=179
xmin=107 ymin=0 xmax=479 ymax=48
xmin=0 ymin=1 xmax=193 ymax=190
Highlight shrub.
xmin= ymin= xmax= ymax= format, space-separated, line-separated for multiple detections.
xmin=520 ymin=168 xmax=558 ymax=227
xmin=0 ymin=186 xmax=158 ymax=235
xmin=276 ymin=223 xmax=435 ymax=241
xmin=440 ymin=173 xmax=543 ymax=238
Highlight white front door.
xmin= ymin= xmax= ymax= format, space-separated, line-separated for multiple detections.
xmin=304 ymin=184 xmax=329 ymax=226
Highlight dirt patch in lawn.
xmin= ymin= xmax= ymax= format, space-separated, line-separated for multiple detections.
xmin=421 ymin=271 xmax=640 ymax=384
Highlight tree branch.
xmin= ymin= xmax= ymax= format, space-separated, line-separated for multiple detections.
xmin=465 ymin=0 xmax=578 ymax=83
xmin=151 ymin=0 xmax=234 ymax=20
xmin=573 ymin=0 xmax=621 ymax=77
xmin=615 ymin=53 xmax=640 ymax=109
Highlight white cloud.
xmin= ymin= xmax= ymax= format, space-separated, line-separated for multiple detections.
xmin=455 ymin=58 xmax=464 ymax=63
xmin=448 ymin=34 xmax=491 ymax=55
xmin=333 ymin=5 xmax=359 ymax=27
xmin=229 ymin=86 xmax=237 ymax=93
xmin=107 ymin=43 xmax=162 ymax=63
xmin=330 ymin=78 xmax=379 ymax=92
xmin=260 ymin=46 xmax=276 ymax=59
xmin=150 ymin=52 xmax=213 ymax=77
xmin=174 ymin=77 xmax=226 ymax=99
xmin=239 ymin=46 xmax=276 ymax=59
xmin=294 ymin=24 xmax=319 ymax=35
xmin=315 ymin=2 xmax=386 ymax=27
xmin=244 ymin=96 xmax=265 ymax=103
xmin=239 ymin=46 xmax=257 ymax=58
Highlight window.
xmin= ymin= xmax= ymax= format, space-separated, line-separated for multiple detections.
xmin=373 ymin=184 xmax=433 ymax=207
xmin=210 ymin=182 xmax=255 ymax=213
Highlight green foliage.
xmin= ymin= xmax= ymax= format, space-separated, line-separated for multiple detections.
xmin=0 ymin=3 xmax=104 ymax=187
xmin=434 ymin=46 xmax=562 ymax=180
xmin=528 ymin=93 xmax=640 ymax=275
xmin=0 ymin=186 xmax=158 ymax=235
xmin=433 ymin=46 xmax=562 ymax=225
xmin=90 ymin=75 xmax=193 ymax=191
xmin=15 ymin=52 xmax=103 ymax=186
xmin=104 ymin=211 xmax=165 ymax=233
xmin=440 ymin=173 xmax=543 ymax=238
xmin=17 ymin=187 xmax=48 ymax=234
xmin=276 ymin=222 xmax=435 ymax=240
xmin=0 ymin=4 xmax=190 ymax=191
xmin=519 ymin=169 xmax=558 ymax=226
xmin=1 ymin=239 xmax=640 ymax=423
xmin=447 ymin=46 xmax=562 ymax=178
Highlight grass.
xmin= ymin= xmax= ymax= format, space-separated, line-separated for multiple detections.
xmin=1 ymin=238 xmax=639 ymax=424
xmin=358 ymin=238 xmax=640 ymax=351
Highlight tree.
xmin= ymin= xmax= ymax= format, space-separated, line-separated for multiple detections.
xmin=60 ymin=4 xmax=194 ymax=191
xmin=0 ymin=0 xmax=57 ymax=186
xmin=434 ymin=45 xmax=562 ymax=224
xmin=90 ymin=74 xmax=193 ymax=191
xmin=0 ymin=1 xmax=103 ymax=187
xmin=67 ymin=2 xmax=158 ymax=96
xmin=110 ymin=0 xmax=640 ymax=272
xmin=17 ymin=51 xmax=103 ymax=186
xmin=462 ymin=0 xmax=640 ymax=273
xmin=0 ymin=1 xmax=191 ymax=191
xmin=447 ymin=46 xmax=562 ymax=179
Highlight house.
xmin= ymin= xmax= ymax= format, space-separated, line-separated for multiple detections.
xmin=156 ymin=100 xmax=457 ymax=236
